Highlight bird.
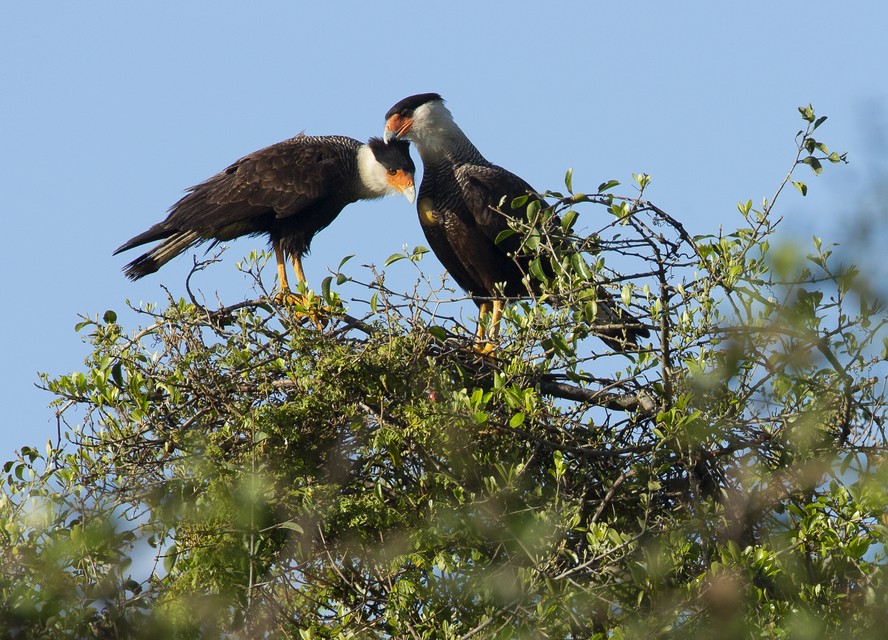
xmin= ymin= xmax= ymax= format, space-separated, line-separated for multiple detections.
xmin=383 ymin=93 xmax=649 ymax=353
xmin=114 ymin=134 xmax=416 ymax=320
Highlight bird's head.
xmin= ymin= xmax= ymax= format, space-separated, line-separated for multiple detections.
xmin=363 ymin=137 xmax=416 ymax=203
xmin=383 ymin=93 xmax=449 ymax=145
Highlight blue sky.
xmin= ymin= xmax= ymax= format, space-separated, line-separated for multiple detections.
xmin=1 ymin=3 xmax=886 ymax=461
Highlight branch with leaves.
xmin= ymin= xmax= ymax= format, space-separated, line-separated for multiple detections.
xmin=2 ymin=106 xmax=886 ymax=639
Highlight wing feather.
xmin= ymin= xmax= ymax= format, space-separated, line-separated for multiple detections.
xmin=165 ymin=135 xmax=360 ymax=231
xmin=453 ymin=163 xmax=543 ymax=252
xmin=453 ymin=162 xmax=649 ymax=346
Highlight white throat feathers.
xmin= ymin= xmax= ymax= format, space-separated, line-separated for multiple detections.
xmin=356 ymin=144 xmax=397 ymax=200
xmin=409 ymin=100 xmax=483 ymax=164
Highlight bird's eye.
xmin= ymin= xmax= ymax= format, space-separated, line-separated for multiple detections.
xmin=388 ymin=168 xmax=398 ymax=176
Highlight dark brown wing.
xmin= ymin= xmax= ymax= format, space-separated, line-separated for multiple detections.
xmin=453 ymin=163 xmax=541 ymax=252
xmin=113 ymin=134 xmax=363 ymax=279
xmin=166 ymin=134 xmax=362 ymax=231
xmin=419 ymin=163 xmax=542 ymax=299
xmin=455 ymin=163 xmax=649 ymax=347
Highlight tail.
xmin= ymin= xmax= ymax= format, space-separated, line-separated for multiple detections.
xmin=117 ymin=230 xmax=204 ymax=280
xmin=592 ymin=292 xmax=651 ymax=351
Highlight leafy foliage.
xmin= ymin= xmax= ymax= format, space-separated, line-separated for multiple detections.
xmin=2 ymin=108 xmax=886 ymax=638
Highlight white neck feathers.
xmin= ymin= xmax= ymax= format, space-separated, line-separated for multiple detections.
xmin=409 ymin=101 xmax=481 ymax=163
xmin=356 ymin=145 xmax=394 ymax=199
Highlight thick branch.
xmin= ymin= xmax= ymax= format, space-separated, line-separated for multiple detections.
xmin=536 ymin=379 xmax=657 ymax=415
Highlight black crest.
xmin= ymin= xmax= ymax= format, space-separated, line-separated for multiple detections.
xmin=385 ymin=93 xmax=443 ymax=120
xmin=367 ymin=137 xmax=415 ymax=174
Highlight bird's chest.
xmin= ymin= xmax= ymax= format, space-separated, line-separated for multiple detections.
xmin=417 ymin=168 xmax=459 ymax=229
xmin=417 ymin=195 xmax=470 ymax=249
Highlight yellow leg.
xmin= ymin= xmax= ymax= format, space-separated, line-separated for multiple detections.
xmin=475 ymin=301 xmax=492 ymax=342
xmin=273 ymin=239 xmax=293 ymax=296
xmin=474 ymin=300 xmax=501 ymax=356
xmin=488 ymin=300 xmax=504 ymax=342
xmin=271 ymin=242 xmax=315 ymax=322
xmin=278 ymin=250 xmax=329 ymax=329
xmin=289 ymin=253 xmax=307 ymax=288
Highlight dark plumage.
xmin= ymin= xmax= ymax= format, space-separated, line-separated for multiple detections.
xmin=384 ymin=93 xmax=648 ymax=351
xmin=115 ymin=134 xmax=416 ymax=298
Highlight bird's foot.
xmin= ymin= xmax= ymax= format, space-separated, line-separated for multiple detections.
xmin=274 ymin=290 xmax=303 ymax=307
xmin=472 ymin=341 xmax=497 ymax=358
xmin=273 ymin=291 xmax=331 ymax=329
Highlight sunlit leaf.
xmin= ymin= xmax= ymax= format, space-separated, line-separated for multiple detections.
xmin=384 ymin=253 xmax=405 ymax=267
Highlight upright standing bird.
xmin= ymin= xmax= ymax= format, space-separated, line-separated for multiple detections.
xmin=383 ymin=93 xmax=648 ymax=353
xmin=115 ymin=134 xmax=416 ymax=318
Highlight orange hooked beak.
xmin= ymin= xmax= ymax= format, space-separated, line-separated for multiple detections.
xmin=384 ymin=113 xmax=414 ymax=142
xmin=387 ymin=169 xmax=416 ymax=204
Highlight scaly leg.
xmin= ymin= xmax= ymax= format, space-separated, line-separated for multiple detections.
xmin=290 ymin=252 xmax=307 ymax=288
xmin=475 ymin=301 xmax=492 ymax=342
xmin=474 ymin=300 xmax=499 ymax=356
xmin=289 ymin=252 xmax=329 ymax=329
xmin=488 ymin=300 xmax=504 ymax=342
xmin=269 ymin=242 xmax=326 ymax=328
xmin=273 ymin=239 xmax=297 ymax=302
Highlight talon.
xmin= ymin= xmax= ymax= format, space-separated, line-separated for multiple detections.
xmin=473 ymin=342 xmax=497 ymax=357
xmin=274 ymin=290 xmax=305 ymax=307
xmin=273 ymin=291 xmax=331 ymax=329
xmin=294 ymin=307 xmax=330 ymax=331
xmin=304 ymin=306 xmax=331 ymax=330
xmin=471 ymin=299 xmax=501 ymax=357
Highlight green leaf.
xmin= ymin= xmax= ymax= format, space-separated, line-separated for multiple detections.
xmin=103 ymin=309 xmax=117 ymax=324
xmin=509 ymin=413 xmax=526 ymax=428
xmin=598 ymin=179 xmax=620 ymax=192
xmin=495 ymin=228 xmax=518 ymax=245
xmin=338 ymin=254 xmax=355 ymax=269
xmin=801 ymin=156 xmax=823 ymax=175
xmin=798 ymin=104 xmax=815 ymax=122
xmin=428 ymin=325 xmax=448 ymax=341
xmin=552 ymin=450 xmax=566 ymax=479
xmin=511 ymin=195 xmax=529 ymax=209
xmin=793 ymin=180 xmax=808 ymax=196
xmin=560 ymin=209 xmax=578 ymax=233
xmin=570 ymin=252 xmax=592 ymax=279
xmin=564 ymin=167 xmax=574 ymax=194
xmin=621 ymin=284 xmax=632 ymax=308
xmin=321 ymin=276 xmax=332 ymax=301
xmin=609 ymin=201 xmax=629 ymax=219
xmin=163 ymin=544 xmax=178 ymax=573
xmin=384 ymin=253 xmax=405 ymax=267
xmin=278 ymin=521 xmax=304 ymax=533
xmin=111 ymin=362 xmax=124 ymax=388
xmin=529 ymin=257 xmax=547 ymax=284
xmin=633 ymin=173 xmax=651 ymax=190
